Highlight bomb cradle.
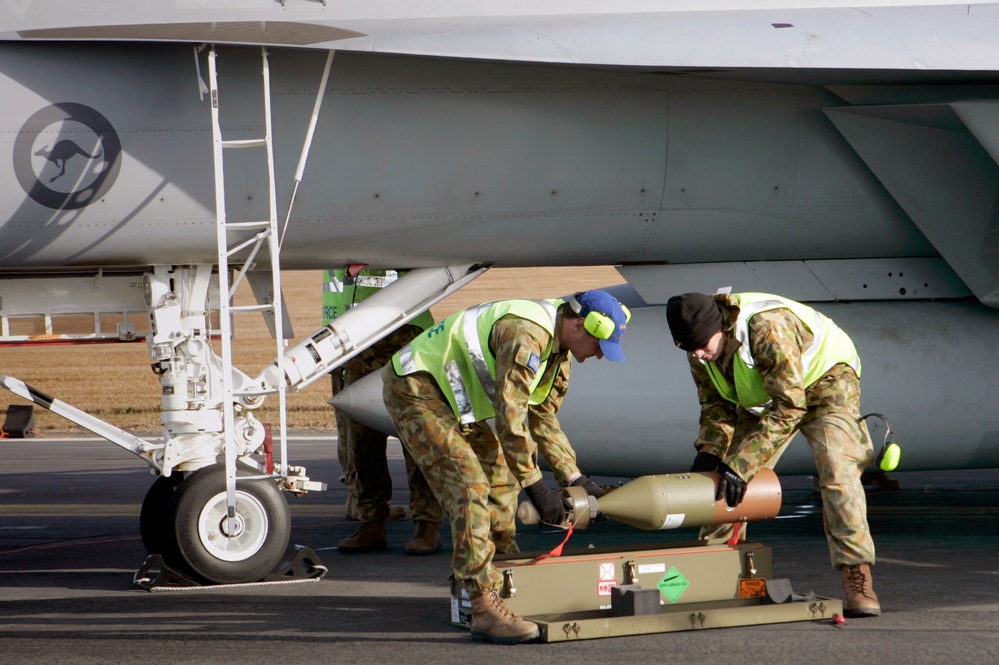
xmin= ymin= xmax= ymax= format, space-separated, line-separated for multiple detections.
xmin=491 ymin=467 xmax=844 ymax=642
xmin=517 ymin=468 xmax=782 ymax=531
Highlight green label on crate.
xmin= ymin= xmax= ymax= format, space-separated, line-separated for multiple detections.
xmin=657 ymin=566 xmax=689 ymax=603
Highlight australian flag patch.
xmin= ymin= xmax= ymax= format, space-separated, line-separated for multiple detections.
xmin=527 ymin=353 xmax=541 ymax=373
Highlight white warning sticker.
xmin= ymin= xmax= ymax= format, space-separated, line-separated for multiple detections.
xmin=597 ymin=580 xmax=617 ymax=596
xmin=660 ymin=513 xmax=686 ymax=530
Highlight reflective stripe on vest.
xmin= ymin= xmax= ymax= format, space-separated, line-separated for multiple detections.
xmin=354 ymin=270 xmax=398 ymax=290
xmin=463 ymin=300 xmax=558 ymax=404
xmin=703 ymin=293 xmax=861 ymax=415
xmin=352 ymin=270 xmax=399 ymax=304
xmin=395 ymin=299 xmax=561 ymax=424
xmin=322 ymin=269 xmax=352 ymax=325
xmin=464 ymin=303 xmax=495 ymax=403
xmin=323 ymin=272 xmax=347 ymax=294
xmin=323 ymin=269 xmax=433 ymax=330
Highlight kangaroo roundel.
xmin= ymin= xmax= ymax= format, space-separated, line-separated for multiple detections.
xmin=14 ymin=102 xmax=122 ymax=210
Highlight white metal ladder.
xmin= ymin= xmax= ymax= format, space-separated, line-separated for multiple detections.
xmin=206 ymin=45 xmax=288 ymax=515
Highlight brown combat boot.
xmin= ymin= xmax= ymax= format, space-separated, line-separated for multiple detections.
xmin=470 ymin=590 xmax=539 ymax=644
xmin=405 ymin=520 xmax=441 ymax=556
xmin=841 ymin=563 xmax=881 ymax=617
xmin=337 ymin=521 xmax=387 ymax=553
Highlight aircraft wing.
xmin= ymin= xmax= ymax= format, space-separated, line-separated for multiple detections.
xmin=2 ymin=1 xmax=999 ymax=74
xmin=1 ymin=3 xmax=996 ymax=304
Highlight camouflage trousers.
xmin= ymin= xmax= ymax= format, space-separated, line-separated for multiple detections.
xmin=383 ymin=367 xmax=520 ymax=596
xmin=332 ymin=324 xmax=442 ymax=525
xmin=703 ymin=365 xmax=876 ymax=569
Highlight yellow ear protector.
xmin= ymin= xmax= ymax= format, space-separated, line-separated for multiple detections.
xmin=858 ymin=412 xmax=902 ymax=473
xmin=569 ymin=293 xmax=632 ymax=340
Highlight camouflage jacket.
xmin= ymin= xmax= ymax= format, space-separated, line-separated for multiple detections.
xmin=688 ymin=294 xmax=816 ymax=480
xmin=490 ymin=312 xmax=581 ymax=488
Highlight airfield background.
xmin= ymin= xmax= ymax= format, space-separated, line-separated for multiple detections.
xmin=0 ymin=267 xmax=623 ymax=434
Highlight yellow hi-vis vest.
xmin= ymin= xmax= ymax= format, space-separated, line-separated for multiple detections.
xmin=392 ymin=299 xmax=564 ymax=424
xmin=703 ymin=293 xmax=861 ymax=416
xmin=321 ymin=269 xmax=350 ymax=325
xmin=322 ymin=269 xmax=433 ymax=330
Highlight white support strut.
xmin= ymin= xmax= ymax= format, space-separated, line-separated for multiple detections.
xmin=252 ymin=263 xmax=489 ymax=394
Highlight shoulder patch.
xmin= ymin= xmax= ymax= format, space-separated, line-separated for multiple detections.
xmin=527 ymin=353 xmax=541 ymax=374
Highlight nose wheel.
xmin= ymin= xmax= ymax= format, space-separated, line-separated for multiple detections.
xmin=140 ymin=463 xmax=291 ymax=585
xmin=139 ymin=474 xmax=184 ymax=557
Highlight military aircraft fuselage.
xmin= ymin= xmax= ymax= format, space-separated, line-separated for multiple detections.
xmin=0 ymin=42 xmax=950 ymax=273
xmin=3 ymin=37 xmax=999 ymax=479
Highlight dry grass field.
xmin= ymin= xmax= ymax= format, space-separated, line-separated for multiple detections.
xmin=0 ymin=267 xmax=624 ymax=435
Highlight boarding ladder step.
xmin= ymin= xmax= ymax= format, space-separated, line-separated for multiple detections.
xmin=225 ymin=220 xmax=272 ymax=230
xmin=222 ymin=138 xmax=268 ymax=149
xmin=229 ymin=304 xmax=274 ymax=314
xmin=206 ymin=44 xmax=289 ymax=515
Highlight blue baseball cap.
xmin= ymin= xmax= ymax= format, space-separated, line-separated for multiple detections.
xmin=572 ymin=290 xmax=630 ymax=362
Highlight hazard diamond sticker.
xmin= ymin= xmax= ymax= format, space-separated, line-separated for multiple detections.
xmin=657 ymin=566 xmax=689 ymax=603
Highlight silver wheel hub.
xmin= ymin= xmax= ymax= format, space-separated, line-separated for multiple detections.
xmin=197 ymin=490 xmax=269 ymax=562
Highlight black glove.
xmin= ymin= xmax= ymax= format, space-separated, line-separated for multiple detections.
xmin=690 ymin=451 xmax=723 ymax=473
xmin=715 ymin=461 xmax=747 ymax=507
xmin=570 ymin=474 xmax=607 ymax=498
xmin=690 ymin=452 xmax=747 ymax=507
xmin=523 ymin=480 xmax=566 ymax=526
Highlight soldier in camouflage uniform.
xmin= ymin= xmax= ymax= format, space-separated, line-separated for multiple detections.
xmin=666 ymin=291 xmax=880 ymax=618
xmin=383 ymin=290 xmax=629 ymax=644
xmin=324 ymin=269 xmax=443 ymax=556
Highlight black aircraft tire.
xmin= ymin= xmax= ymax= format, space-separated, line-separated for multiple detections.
xmin=168 ymin=463 xmax=290 ymax=585
xmin=139 ymin=474 xmax=184 ymax=556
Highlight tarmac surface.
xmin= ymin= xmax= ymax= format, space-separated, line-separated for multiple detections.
xmin=2 ymin=434 xmax=999 ymax=664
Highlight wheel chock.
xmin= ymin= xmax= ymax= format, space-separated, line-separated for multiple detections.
xmin=133 ymin=546 xmax=327 ymax=592
xmin=133 ymin=554 xmax=201 ymax=591
xmin=262 ymin=545 xmax=328 ymax=582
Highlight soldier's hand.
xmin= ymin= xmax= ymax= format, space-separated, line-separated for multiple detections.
xmin=570 ymin=474 xmax=607 ymax=498
xmin=715 ymin=461 xmax=747 ymax=507
xmin=523 ymin=480 xmax=567 ymax=526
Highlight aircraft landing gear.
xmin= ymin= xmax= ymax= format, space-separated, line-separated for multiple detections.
xmin=140 ymin=464 xmax=291 ymax=585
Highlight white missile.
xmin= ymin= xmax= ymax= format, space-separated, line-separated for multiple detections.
xmin=328 ymin=366 xmax=397 ymax=433
xmin=255 ymin=264 xmax=486 ymax=393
